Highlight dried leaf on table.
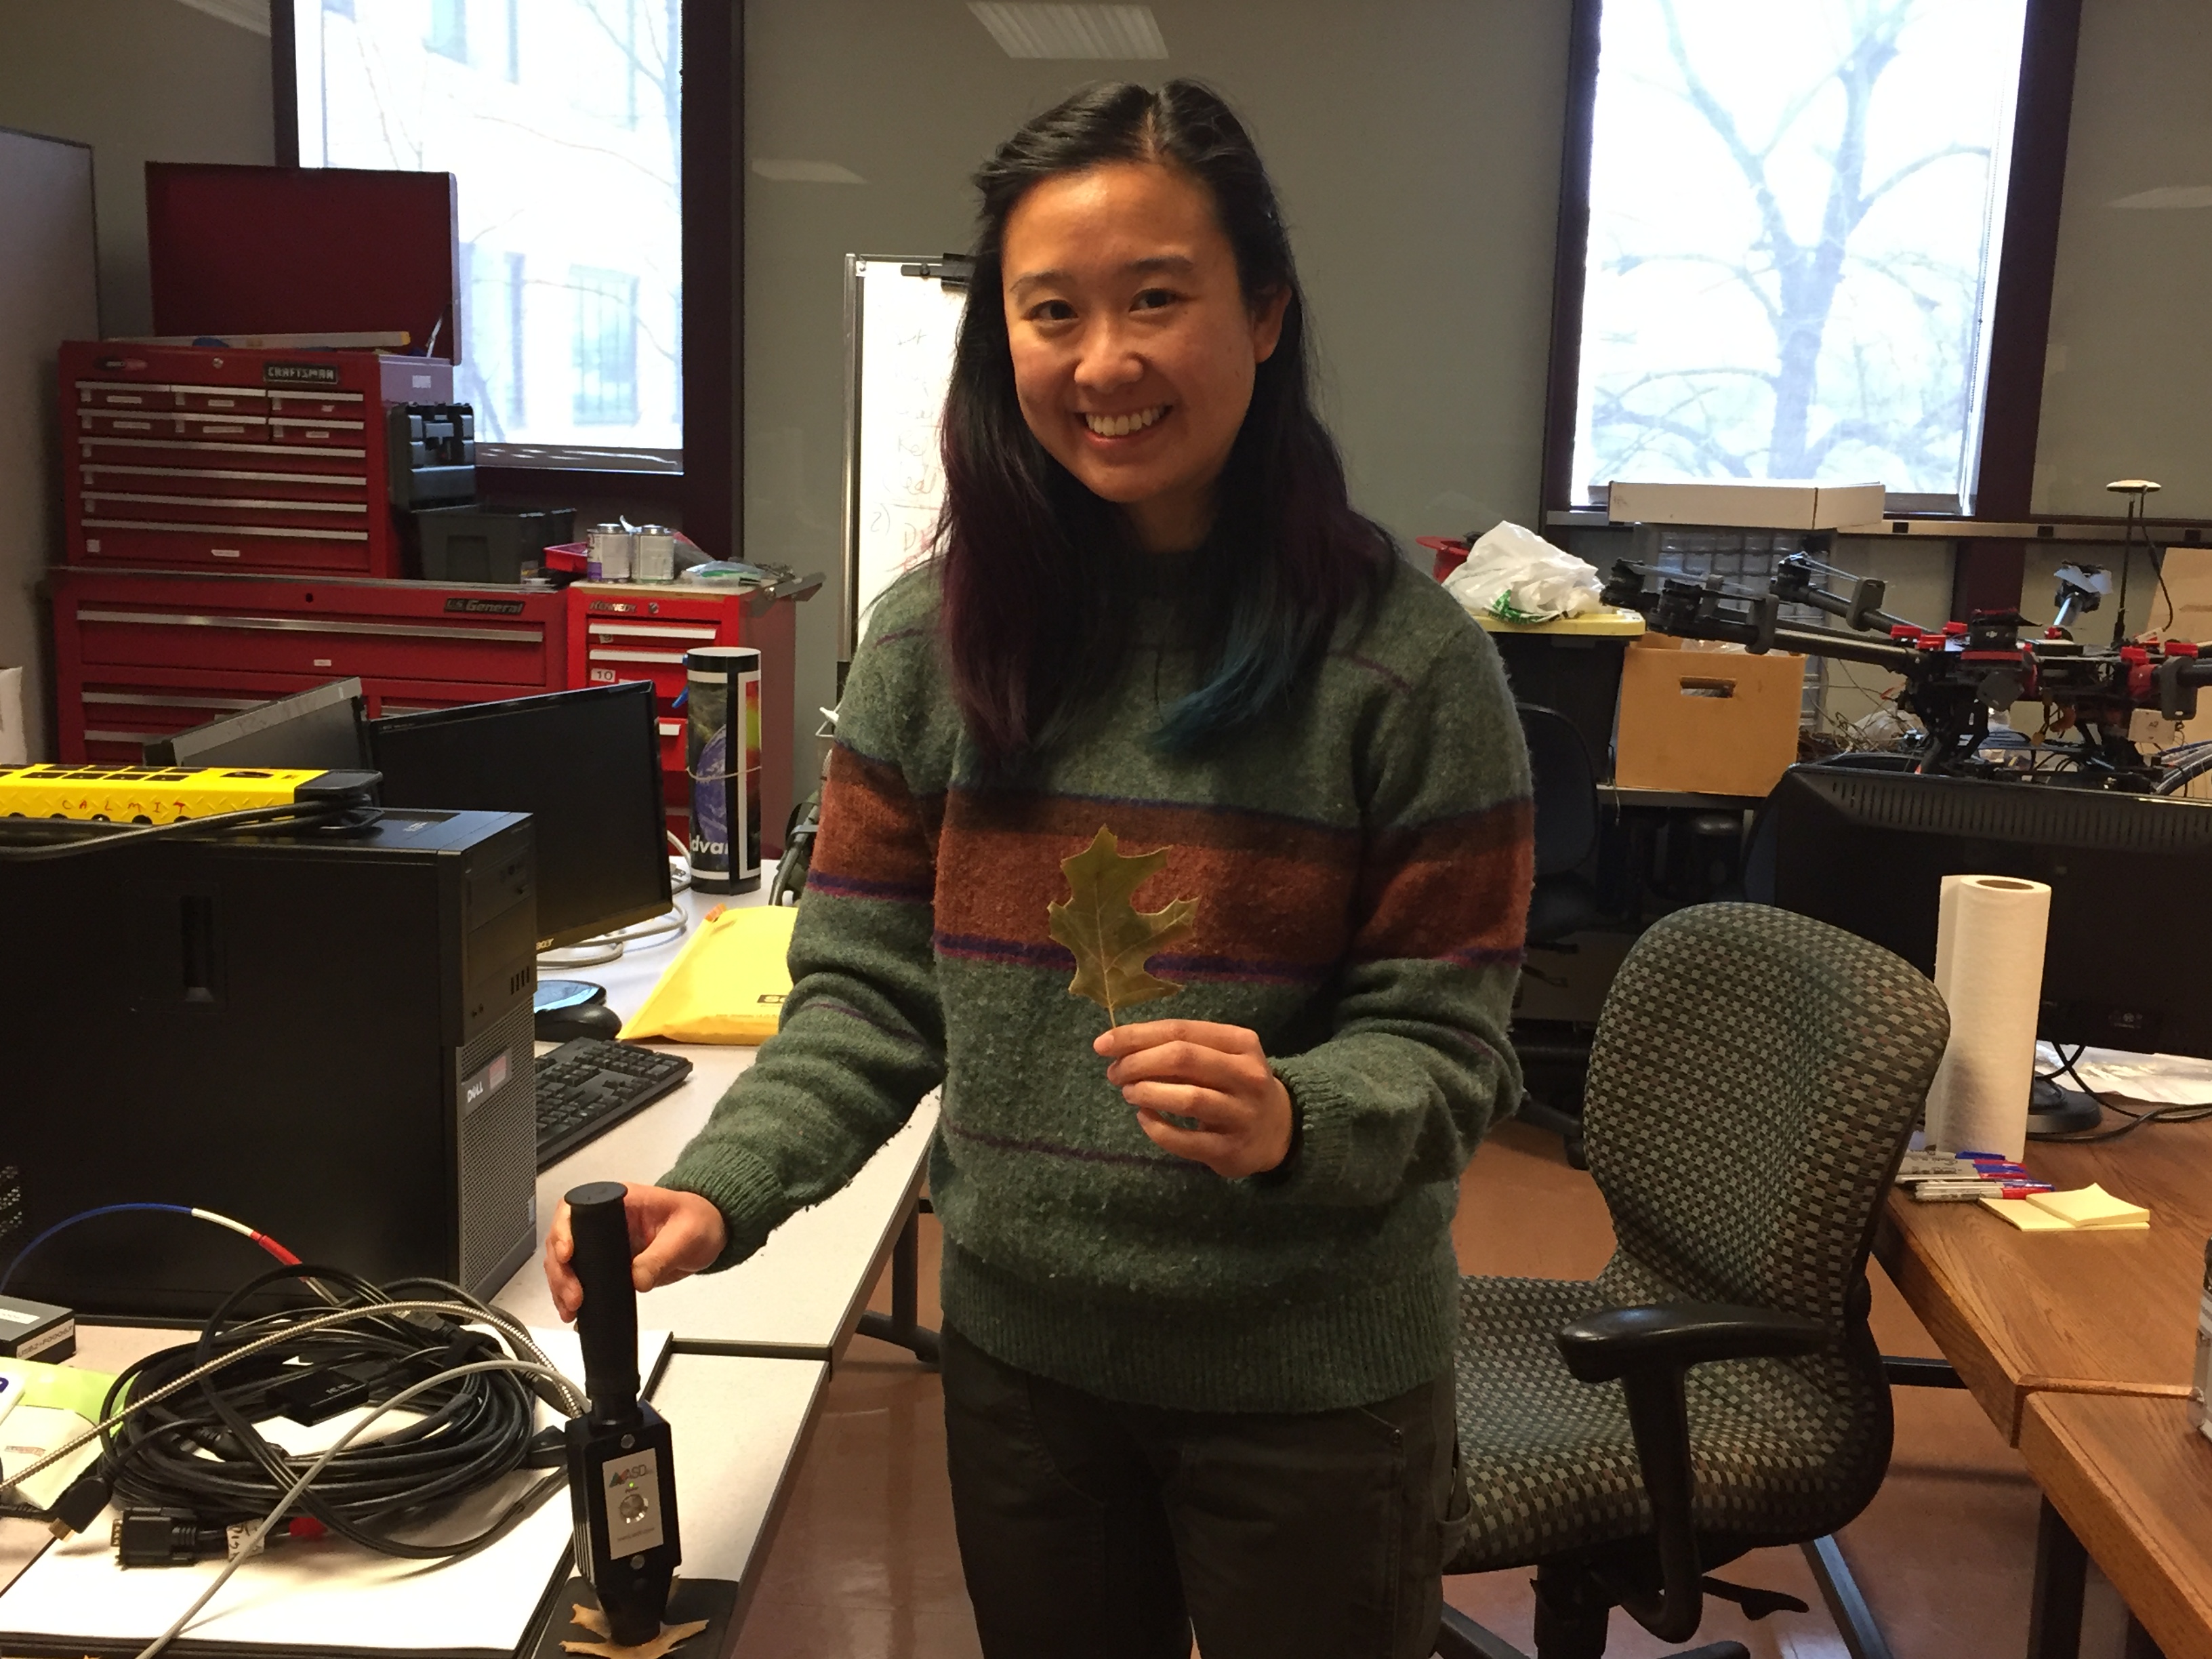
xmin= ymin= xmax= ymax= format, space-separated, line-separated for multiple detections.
xmin=1046 ymin=826 xmax=1200 ymax=1025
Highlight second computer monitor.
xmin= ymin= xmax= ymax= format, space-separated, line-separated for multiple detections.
xmin=1764 ymin=764 xmax=2212 ymax=1059
xmin=368 ymin=681 xmax=670 ymax=950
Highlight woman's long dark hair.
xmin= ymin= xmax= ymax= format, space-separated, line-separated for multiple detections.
xmin=935 ymin=79 xmax=1392 ymax=766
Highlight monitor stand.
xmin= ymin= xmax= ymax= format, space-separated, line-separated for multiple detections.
xmin=2026 ymin=1076 xmax=2104 ymax=1139
xmin=535 ymin=978 xmax=622 ymax=1042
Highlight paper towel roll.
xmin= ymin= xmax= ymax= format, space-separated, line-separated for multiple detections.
xmin=0 ymin=667 xmax=23 ymax=766
xmin=1924 ymin=873 xmax=2052 ymax=1159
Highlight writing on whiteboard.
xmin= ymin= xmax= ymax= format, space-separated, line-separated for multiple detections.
xmin=851 ymin=260 xmax=969 ymax=642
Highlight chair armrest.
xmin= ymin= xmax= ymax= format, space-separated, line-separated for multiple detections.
xmin=1552 ymin=1301 xmax=1828 ymax=1645
xmin=1555 ymin=1301 xmax=1827 ymax=1385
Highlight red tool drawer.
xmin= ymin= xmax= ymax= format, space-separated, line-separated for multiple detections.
xmin=566 ymin=582 xmax=804 ymax=853
xmin=62 ymin=342 xmax=402 ymax=578
xmin=51 ymin=569 xmax=569 ymax=764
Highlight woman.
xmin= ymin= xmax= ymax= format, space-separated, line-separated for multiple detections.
xmin=546 ymin=79 xmax=1531 ymax=1659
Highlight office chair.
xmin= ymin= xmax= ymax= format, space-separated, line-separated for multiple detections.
xmin=1441 ymin=903 xmax=1949 ymax=1659
xmin=1513 ymin=703 xmax=1607 ymax=1163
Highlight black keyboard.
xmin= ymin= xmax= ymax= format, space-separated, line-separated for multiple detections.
xmin=534 ymin=1039 xmax=695 ymax=1169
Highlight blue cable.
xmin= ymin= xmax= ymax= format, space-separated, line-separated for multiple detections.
xmin=0 ymin=1203 xmax=194 ymax=1296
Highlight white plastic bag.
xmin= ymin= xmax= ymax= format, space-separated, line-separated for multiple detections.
xmin=1441 ymin=522 xmax=1602 ymax=624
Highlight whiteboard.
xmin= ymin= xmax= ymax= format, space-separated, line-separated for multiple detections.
xmin=841 ymin=255 xmax=970 ymax=657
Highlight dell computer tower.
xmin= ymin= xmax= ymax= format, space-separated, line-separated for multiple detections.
xmin=0 ymin=809 xmax=539 ymax=1319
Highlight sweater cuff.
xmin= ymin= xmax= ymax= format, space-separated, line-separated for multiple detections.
xmin=659 ymin=1145 xmax=792 ymax=1273
xmin=1251 ymin=1056 xmax=1357 ymax=1203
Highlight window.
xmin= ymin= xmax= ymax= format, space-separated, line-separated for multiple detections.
xmin=573 ymin=267 xmax=640 ymax=425
xmin=426 ymin=0 xmax=466 ymax=62
xmin=290 ymin=0 xmax=681 ymax=466
xmin=1568 ymin=0 xmax=2030 ymax=511
xmin=459 ymin=243 xmax=526 ymax=436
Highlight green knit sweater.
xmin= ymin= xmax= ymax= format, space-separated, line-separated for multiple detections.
xmin=661 ymin=552 xmax=1532 ymax=1412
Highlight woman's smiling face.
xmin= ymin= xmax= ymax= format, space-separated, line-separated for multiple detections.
xmin=1000 ymin=159 xmax=1289 ymax=553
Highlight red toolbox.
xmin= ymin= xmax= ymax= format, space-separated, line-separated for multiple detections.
xmin=50 ymin=569 xmax=567 ymax=762
xmin=60 ymin=341 xmax=408 ymax=578
xmin=566 ymin=579 xmax=810 ymax=855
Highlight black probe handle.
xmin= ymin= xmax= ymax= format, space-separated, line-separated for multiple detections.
xmin=565 ymin=1181 xmax=642 ymax=1422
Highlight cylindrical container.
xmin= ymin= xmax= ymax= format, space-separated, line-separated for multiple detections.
xmin=587 ymin=522 xmax=634 ymax=581
xmin=2194 ymin=1239 xmax=2212 ymax=1436
xmin=633 ymin=525 xmax=676 ymax=583
xmin=685 ymin=644 xmax=762 ymax=893
xmin=1923 ymin=873 xmax=2051 ymax=1159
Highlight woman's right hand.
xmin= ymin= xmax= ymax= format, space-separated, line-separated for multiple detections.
xmin=542 ymin=1183 xmax=728 ymax=1322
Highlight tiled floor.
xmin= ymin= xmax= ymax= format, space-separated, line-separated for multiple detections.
xmin=729 ymin=1120 xmax=2107 ymax=1658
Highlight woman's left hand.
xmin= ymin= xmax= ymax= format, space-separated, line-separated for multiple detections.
xmin=1097 ymin=1019 xmax=1295 ymax=1179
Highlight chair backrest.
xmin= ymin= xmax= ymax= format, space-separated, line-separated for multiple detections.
xmin=1582 ymin=903 xmax=1948 ymax=1332
xmin=1518 ymin=703 xmax=1599 ymax=879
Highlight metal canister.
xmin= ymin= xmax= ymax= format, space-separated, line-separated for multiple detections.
xmin=587 ymin=522 xmax=634 ymax=581
xmin=2194 ymin=1237 xmax=2212 ymax=1435
xmin=684 ymin=644 xmax=763 ymax=893
xmin=633 ymin=525 xmax=676 ymax=583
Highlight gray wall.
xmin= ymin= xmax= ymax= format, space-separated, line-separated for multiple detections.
xmin=744 ymin=0 xmax=1576 ymax=758
xmin=0 ymin=0 xmax=275 ymax=337
xmin=0 ymin=130 xmax=100 ymax=762
xmin=2034 ymin=0 xmax=2212 ymax=519
xmin=0 ymin=0 xmax=273 ymax=755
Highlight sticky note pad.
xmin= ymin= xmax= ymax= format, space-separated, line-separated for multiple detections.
xmin=1980 ymin=1197 xmax=2075 ymax=1232
xmin=2025 ymin=1183 xmax=2151 ymax=1229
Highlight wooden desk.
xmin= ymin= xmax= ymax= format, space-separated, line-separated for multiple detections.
xmin=2021 ymin=1393 xmax=2212 ymax=1659
xmin=1876 ymin=1128 xmax=2210 ymax=1441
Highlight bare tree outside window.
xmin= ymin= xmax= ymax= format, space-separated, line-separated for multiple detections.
xmin=1573 ymin=0 xmax=2030 ymax=507
xmin=291 ymin=0 xmax=681 ymax=464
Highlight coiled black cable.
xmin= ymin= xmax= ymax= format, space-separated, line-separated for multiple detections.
xmin=96 ymin=1264 xmax=563 ymax=1560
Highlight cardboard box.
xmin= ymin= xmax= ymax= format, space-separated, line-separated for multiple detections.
xmin=1614 ymin=636 xmax=1805 ymax=797
xmin=2163 ymin=544 xmax=2212 ymax=646
xmin=1605 ymin=478 xmax=1885 ymax=531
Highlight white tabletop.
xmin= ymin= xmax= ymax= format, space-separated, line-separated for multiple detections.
xmin=499 ymin=881 xmax=940 ymax=1361
xmin=0 ymin=1326 xmax=818 ymax=1655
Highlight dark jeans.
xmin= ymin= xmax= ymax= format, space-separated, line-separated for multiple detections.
xmin=941 ymin=1325 xmax=1462 ymax=1659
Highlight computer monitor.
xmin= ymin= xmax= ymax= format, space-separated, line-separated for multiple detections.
xmin=368 ymin=682 xmax=669 ymax=950
xmin=146 ymin=678 xmax=368 ymax=769
xmin=1761 ymin=764 xmax=2212 ymax=1060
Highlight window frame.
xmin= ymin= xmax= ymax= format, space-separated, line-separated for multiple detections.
xmin=1538 ymin=0 xmax=2085 ymax=544
xmin=270 ymin=0 xmax=741 ymax=555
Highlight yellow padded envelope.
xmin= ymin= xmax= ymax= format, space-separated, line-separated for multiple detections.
xmin=617 ymin=903 xmax=797 ymax=1044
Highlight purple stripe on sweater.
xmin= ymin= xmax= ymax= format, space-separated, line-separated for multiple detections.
xmin=943 ymin=1118 xmax=1191 ymax=1171
xmin=807 ymin=870 xmax=933 ymax=903
xmin=874 ymin=625 xmax=930 ymax=647
xmin=933 ymin=930 xmax=1075 ymax=968
xmin=1149 ymin=951 xmax=1331 ymax=986
xmin=984 ymin=787 xmax=1359 ymax=842
xmin=805 ymin=998 xmax=930 ymax=1048
xmin=1446 ymin=945 xmax=1529 ymax=968
xmin=1334 ymin=650 xmax=1414 ymax=695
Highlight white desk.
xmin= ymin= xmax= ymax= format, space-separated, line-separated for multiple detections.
xmin=0 ymin=1326 xmax=823 ymax=1658
xmin=499 ymin=885 xmax=942 ymax=1363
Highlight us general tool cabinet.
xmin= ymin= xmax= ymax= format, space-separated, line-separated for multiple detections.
xmin=564 ymin=579 xmax=815 ymax=853
xmin=48 ymin=569 xmax=567 ymax=762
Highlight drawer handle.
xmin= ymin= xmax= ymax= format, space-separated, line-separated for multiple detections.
xmin=588 ymin=623 xmax=722 ymax=641
xmin=81 ymin=518 xmax=368 ymax=542
xmin=76 ymin=608 xmax=541 ymax=645
xmin=588 ymin=648 xmax=687 ymax=664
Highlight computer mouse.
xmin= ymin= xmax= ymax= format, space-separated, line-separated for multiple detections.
xmin=535 ymin=979 xmax=624 ymax=1043
xmin=536 ymin=1000 xmax=624 ymax=1042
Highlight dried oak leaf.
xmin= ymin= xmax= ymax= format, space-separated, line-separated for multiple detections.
xmin=1046 ymin=826 xmax=1200 ymax=1025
